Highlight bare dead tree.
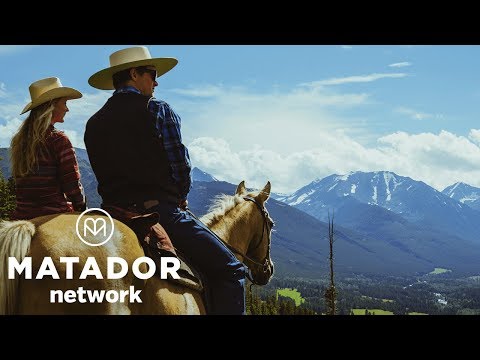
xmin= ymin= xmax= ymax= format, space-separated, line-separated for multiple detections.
xmin=324 ymin=211 xmax=337 ymax=315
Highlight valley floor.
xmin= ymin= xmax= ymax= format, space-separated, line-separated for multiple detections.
xmin=249 ymin=273 xmax=480 ymax=315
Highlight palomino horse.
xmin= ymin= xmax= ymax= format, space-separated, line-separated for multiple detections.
xmin=0 ymin=181 xmax=274 ymax=315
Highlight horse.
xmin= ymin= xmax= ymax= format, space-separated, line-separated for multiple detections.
xmin=0 ymin=181 xmax=274 ymax=315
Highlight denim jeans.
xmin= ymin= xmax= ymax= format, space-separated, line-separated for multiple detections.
xmin=148 ymin=203 xmax=246 ymax=315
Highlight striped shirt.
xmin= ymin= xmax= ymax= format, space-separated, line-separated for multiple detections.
xmin=115 ymin=86 xmax=192 ymax=200
xmin=11 ymin=126 xmax=86 ymax=220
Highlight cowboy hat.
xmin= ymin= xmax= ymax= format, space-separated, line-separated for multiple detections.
xmin=88 ymin=46 xmax=178 ymax=90
xmin=20 ymin=77 xmax=82 ymax=115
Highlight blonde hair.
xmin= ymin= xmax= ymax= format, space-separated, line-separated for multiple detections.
xmin=10 ymin=101 xmax=56 ymax=178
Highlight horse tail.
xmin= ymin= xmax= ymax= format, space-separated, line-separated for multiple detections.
xmin=0 ymin=220 xmax=35 ymax=315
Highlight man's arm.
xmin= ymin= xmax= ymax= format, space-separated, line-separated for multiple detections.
xmin=149 ymin=100 xmax=192 ymax=202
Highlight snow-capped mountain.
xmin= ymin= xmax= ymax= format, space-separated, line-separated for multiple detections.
xmin=191 ymin=167 xmax=218 ymax=182
xmin=282 ymin=171 xmax=480 ymax=243
xmin=442 ymin=182 xmax=480 ymax=211
xmin=284 ymin=171 xmax=438 ymax=213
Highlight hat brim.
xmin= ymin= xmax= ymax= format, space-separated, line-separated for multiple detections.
xmin=20 ymin=87 xmax=82 ymax=115
xmin=88 ymin=58 xmax=178 ymax=90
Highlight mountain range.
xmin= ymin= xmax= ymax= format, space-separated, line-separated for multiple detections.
xmin=2 ymin=148 xmax=480 ymax=277
xmin=279 ymin=171 xmax=480 ymax=244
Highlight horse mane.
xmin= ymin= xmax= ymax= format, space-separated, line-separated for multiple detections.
xmin=0 ymin=220 xmax=36 ymax=314
xmin=200 ymin=193 xmax=244 ymax=227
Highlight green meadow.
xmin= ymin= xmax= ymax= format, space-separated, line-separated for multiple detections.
xmin=352 ymin=309 xmax=394 ymax=315
xmin=276 ymin=288 xmax=305 ymax=307
xmin=429 ymin=268 xmax=452 ymax=275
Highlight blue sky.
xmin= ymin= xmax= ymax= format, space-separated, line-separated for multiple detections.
xmin=1 ymin=45 xmax=480 ymax=193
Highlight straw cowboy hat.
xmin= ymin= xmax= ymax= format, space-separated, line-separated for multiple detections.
xmin=20 ymin=77 xmax=82 ymax=115
xmin=88 ymin=46 xmax=178 ymax=90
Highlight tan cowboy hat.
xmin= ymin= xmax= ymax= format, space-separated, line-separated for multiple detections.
xmin=88 ymin=46 xmax=178 ymax=90
xmin=20 ymin=77 xmax=82 ymax=115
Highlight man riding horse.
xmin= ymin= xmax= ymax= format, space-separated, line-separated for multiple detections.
xmin=84 ymin=46 xmax=247 ymax=315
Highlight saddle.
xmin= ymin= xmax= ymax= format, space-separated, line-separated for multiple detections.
xmin=101 ymin=205 xmax=203 ymax=292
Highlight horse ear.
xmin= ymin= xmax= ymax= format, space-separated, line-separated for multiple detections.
xmin=256 ymin=181 xmax=271 ymax=204
xmin=236 ymin=180 xmax=247 ymax=195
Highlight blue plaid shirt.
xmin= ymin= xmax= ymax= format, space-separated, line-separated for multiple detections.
xmin=114 ymin=86 xmax=192 ymax=201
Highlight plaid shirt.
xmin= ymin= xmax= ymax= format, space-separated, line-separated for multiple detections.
xmin=114 ymin=86 xmax=192 ymax=200
xmin=11 ymin=126 xmax=86 ymax=220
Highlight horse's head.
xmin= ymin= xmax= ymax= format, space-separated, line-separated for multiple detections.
xmin=235 ymin=180 xmax=275 ymax=286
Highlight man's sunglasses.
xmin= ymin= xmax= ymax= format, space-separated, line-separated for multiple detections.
xmin=138 ymin=67 xmax=157 ymax=82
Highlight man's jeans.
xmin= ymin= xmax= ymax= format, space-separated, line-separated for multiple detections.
xmin=149 ymin=203 xmax=246 ymax=315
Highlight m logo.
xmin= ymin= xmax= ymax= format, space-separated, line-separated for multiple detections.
xmin=84 ymin=218 xmax=107 ymax=237
xmin=76 ymin=208 xmax=115 ymax=247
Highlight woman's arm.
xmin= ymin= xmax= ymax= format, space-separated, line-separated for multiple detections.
xmin=53 ymin=132 xmax=86 ymax=211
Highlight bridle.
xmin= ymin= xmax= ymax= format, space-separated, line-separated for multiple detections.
xmin=186 ymin=195 xmax=274 ymax=285
xmin=232 ymin=196 xmax=274 ymax=285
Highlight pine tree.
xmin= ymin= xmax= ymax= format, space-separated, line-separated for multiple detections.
xmin=246 ymin=284 xmax=252 ymax=314
xmin=248 ymin=286 xmax=262 ymax=315
xmin=265 ymin=294 xmax=278 ymax=315
xmin=260 ymin=301 xmax=268 ymax=315
xmin=284 ymin=298 xmax=295 ymax=315
xmin=246 ymin=284 xmax=261 ymax=315
xmin=0 ymin=162 xmax=16 ymax=220
xmin=279 ymin=300 xmax=287 ymax=315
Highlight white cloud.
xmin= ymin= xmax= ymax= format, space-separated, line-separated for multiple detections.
xmin=389 ymin=62 xmax=412 ymax=68
xmin=67 ymin=91 xmax=111 ymax=122
xmin=341 ymin=45 xmax=353 ymax=50
xmin=188 ymin=138 xmax=245 ymax=180
xmin=0 ymin=88 xmax=28 ymax=147
xmin=377 ymin=131 xmax=480 ymax=190
xmin=188 ymin=131 xmax=388 ymax=194
xmin=170 ymin=83 xmax=373 ymax=157
xmin=62 ymin=129 xmax=84 ymax=149
xmin=395 ymin=106 xmax=442 ymax=120
xmin=0 ymin=117 xmax=22 ymax=147
xmin=189 ymin=130 xmax=480 ymax=194
xmin=469 ymin=129 xmax=480 ymax=145
xmin=301 ymin=73 xmax=408 ymax=87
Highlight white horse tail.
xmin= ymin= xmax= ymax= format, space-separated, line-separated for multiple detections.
xmin=0 ymin=220 xmax=35 ymax=315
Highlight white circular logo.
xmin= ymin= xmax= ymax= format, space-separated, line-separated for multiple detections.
xmin=75 ymin=208 xmax=115 ymax=247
